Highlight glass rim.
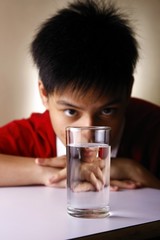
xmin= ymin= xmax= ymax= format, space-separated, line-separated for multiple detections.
xmin=66 ymin=126 xmax=111 ymax=131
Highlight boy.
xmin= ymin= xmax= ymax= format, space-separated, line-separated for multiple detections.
xmin=0 ymin=0 xmax=159 ymax=190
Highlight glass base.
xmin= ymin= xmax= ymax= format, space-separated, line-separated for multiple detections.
xmin=67 ymin=206 xmax=110 ymax=218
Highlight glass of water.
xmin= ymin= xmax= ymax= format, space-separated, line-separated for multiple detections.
xmin=66 ymin=126 xmax=111 ymax=218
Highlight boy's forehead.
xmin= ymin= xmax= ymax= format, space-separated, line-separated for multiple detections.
xmin=52 ymin=88 xmax=125 ymax=106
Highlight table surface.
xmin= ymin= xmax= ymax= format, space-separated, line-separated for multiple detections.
xmin=0 ymin=187 xmax=160 ymax=240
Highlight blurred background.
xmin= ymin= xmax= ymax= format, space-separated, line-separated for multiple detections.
xmin=0 ymin=0 xmax=160 ymax=125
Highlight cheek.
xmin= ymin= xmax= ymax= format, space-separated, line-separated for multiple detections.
xmin=109 ymin=119 xmax=124 ymax=145
xmin=49 ymin=113 xmax=67 ymax=145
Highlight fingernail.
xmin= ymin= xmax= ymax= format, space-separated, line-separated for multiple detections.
xmin=35 ymin=158 xmax=39 ymax=164
xmin=110 ymin=186 xmax=119 ymax=191
xmin=35 ymin=158 xmax=44 ymax=164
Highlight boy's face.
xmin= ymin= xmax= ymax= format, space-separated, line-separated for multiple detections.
xmin=39 ymin=81 xmax=130 ymax=148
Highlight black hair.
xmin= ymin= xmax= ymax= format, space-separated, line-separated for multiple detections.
xmin=31 ymin=0 xmax=139 ymax=96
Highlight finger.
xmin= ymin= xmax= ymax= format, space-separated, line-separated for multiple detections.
xmin=99 ymin=159 xmax=105 ymax=169
xmin=89 ymin=173 xmax=103 ymax=191
xmin=35 ymin=155 xmax=66 ymax=167
xmin=73 ymin=182 xmax=95 ymax=192
xmin=94 ymin=167 xmax=104 ymax=184
xmin=49 ymin=168 xmax=67 ymax=183
xmin=110 ymin=185 xmax=119 ymax=191
xmin=83 ymin=168 xmax=102 ymax=191
xmin=48 ymin=179 xmax=66 ymax=188
xmin=110 ymin=180 xmax=138 ymax=190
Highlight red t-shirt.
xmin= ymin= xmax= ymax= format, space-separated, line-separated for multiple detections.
xmin=118 ymin=98 xmax=160 ymax=177
xmin=0 ymin=98 xmax=159 ymax=177
xmin=0 ymin=110 xmax=56 ymax=158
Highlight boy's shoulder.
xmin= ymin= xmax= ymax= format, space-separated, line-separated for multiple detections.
xmin=21 ymin=110 xmax=53 ymax=135
xmin=0 ymin=110 xmax=52 ymax=136
xmin=127 ymin=97 xmax=160 ymax=118
xmin=28 ymin=110 xmax=51 ymax=126
xmin=0 ymin=110 xmax=56 ymax=157
xmin=119 ymin=98 xmax=160 ymax=172
xmin=125 ymin=97 xmax=160 ymax=130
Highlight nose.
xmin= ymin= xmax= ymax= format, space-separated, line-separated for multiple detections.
xmin=78 ymin=114 xmax=96 ymax=127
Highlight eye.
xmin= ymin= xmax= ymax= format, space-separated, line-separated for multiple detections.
xmin=101 ymin=108 xmax=115 ymax=116
xmin=64 ymin=109 xmax=77 ymax=117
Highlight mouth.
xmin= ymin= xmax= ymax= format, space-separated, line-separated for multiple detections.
xmin=82 ymin=147 xmax=99 ymax=157
xmin=83 ymin=150 xmax=94 ymax=157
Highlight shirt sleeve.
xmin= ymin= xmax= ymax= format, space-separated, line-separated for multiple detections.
xmin=0 ymin=112 xmax=56 ymax=158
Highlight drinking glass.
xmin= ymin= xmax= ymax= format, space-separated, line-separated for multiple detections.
xmin=66 ymin=126 xmax=111 ymax=218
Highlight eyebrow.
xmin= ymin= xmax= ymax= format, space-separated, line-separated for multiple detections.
xmin=98 ymin=98 xmax=123 ymax=109
xmin=56 ymin=100 xmax=82 ymax=109
xmin=56 ymin=98 xmax=123 ymax=109
xmin=104 ymin=98 xmax=123 ymax=106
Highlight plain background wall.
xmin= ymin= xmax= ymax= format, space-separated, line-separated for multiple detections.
xmin=0 ymin=0 xmax=160 ymax=126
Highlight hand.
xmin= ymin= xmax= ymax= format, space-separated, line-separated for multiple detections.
xmin=36 ymin=155 xmax=105 ymax=191
xmin=79 ymin=159 xmax=105 ymax=191
xmin=35 ymin=155 xmax=67 ymax=187
xmin=70 ymin=159 xmax=106 ymax=192
xmin=110 ymin=158 xmax=160 ymax=190
xmin=72 ymin=181 xmax=102 ymax=192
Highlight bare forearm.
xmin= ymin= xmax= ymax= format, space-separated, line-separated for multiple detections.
xmin=132 ymin=162 xmax=160 ymax=189
xmin=111 ymin=157 xmax=160 ymax=189
xmin=0 ymin=154 xmax=42 ymax=186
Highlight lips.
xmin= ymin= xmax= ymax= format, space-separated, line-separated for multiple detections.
xmin=83 ymin=148 xmax=98 ymax=157
xmin=83 ymin=150 xmax=94 ymax=157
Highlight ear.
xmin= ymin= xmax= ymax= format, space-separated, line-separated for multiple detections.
xmin=38 ymin=80 xmax=49 ymax=109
